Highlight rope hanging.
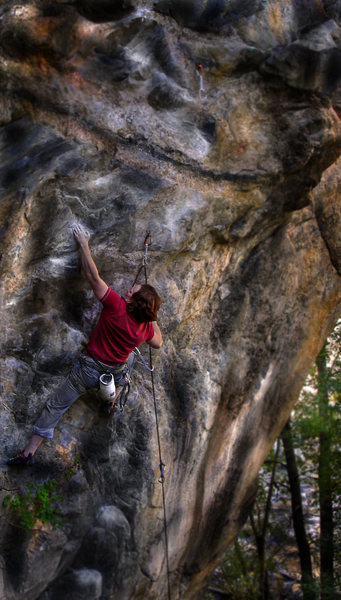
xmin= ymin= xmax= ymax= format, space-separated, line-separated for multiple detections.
xmin=133 ymin=233 xmax=171 ymax=600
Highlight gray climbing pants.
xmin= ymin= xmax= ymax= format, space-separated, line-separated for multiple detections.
xmin=33 ymin=352 xmax=136 ymax=439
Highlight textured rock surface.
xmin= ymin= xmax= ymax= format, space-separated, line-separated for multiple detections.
xmin=0 ymin=1 xmax=341 ymax=599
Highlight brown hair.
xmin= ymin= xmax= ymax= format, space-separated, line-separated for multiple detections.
xmin=126 ymin=284 xmax=162 ymax=323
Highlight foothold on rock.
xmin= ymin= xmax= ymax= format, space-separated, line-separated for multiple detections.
xmin=73 ymin=568 xmax=103 ymax=598
xmin=147 ymin=72 xmax=186 ymax=109
xmin=96 ymin=505 xmax=131 ymax=536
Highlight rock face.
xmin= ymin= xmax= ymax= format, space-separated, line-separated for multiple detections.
xmin=0 ymin=1 xmax=341 ymax=598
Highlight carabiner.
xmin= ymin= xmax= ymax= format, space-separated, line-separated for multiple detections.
xmin=142 ymin=232 xmax=152 ymax=264
xmin=196 ymin=64 xmax=204 ymax=77
xmin=144 ymin=232 xmax=152 ymax=247
xmin=158 ymin=461 xmax=166 ymax=484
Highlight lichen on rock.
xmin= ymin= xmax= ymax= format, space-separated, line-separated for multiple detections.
xmin=0 ymin=1 xmax=341 ymax=599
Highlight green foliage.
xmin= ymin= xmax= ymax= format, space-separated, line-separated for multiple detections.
xmin=203 ymin=449 xmax=284 ymax=600
xmin=204 ymin=322 xmax=341 ymax=599
xmin=292 ymin=324 xmax=341 ymax=592
xmin=295 ymin=326 xmax=341 ymax=449
xmin=220 ymin=538 xmax=265 ymax=599
xmin=203 ymin=534 xmax=280 ymax=600
xmin=64 ymin=455 xmax=81 ymax=479
xmin=3 ymin=479 xmax=62 ymax=530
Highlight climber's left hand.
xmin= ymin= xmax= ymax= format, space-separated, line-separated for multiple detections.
xmin=73 ymin=224 xmax=90 ymax=247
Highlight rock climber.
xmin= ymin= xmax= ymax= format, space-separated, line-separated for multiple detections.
xmin=7 ymin=225 xmax=162 ymax=466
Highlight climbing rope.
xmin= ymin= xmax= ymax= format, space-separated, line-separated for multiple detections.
xmin=133 ymin=233 xmax=171 ymax=600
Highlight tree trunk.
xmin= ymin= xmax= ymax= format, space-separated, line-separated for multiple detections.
xmin=281 ymin=420 xmax=316 ymax=600
xmin=250 ymin=440 xmax=280 ymax=600
xmin=316 ymin=348 xmax=334 ymax=600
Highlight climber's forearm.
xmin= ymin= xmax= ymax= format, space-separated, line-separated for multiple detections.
xmin=78 ymin=241 xmax=100 ymax=284
xmin=78 ymin=242 xmax=108 ymax=299
xmin=148 ymin=321 xmax=162 ymax=349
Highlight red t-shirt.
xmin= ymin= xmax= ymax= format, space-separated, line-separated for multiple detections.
xmin=86 ymin=288 xmax=154 ymax=365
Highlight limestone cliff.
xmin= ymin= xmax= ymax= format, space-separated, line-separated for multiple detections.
xmin=0 ymin=1 xmax=341 ymax=599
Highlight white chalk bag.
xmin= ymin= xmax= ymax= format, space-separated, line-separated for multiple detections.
xmin=99 ymin=372 xmax=116 ymax=401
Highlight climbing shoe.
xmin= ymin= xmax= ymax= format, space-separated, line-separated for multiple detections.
xmin=7 ymin=451 xmax=34 ymax=466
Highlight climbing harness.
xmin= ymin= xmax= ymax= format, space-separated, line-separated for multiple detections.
xmin=84 ymin=350 xmax=130 ymax=411
xmin=113 ymin=373 xmax=131 ymax=413
xmin=132 ymin=233 xmax=171 ymax=600
xmin=119 ymin=378 xmax=130 ymax=410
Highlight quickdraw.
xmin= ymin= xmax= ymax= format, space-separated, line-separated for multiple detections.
xmin=133 ymin=232 xmax=152 ymax=286
xmin=133 ymin=346 xmax=154 ymax=372
xmin=158 ymin=461 xmax=166 ymax=484
xmin=143 ymin=232 xmax=152 ymax=263
xmin=196 ymin=63 xmax=205 ymax=95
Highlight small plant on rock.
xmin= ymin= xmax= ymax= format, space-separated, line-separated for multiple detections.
xmin=3 ymin=479 xmax=62 ymax=530
xmin=65 ymin=455 xmax=81 ymax=479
